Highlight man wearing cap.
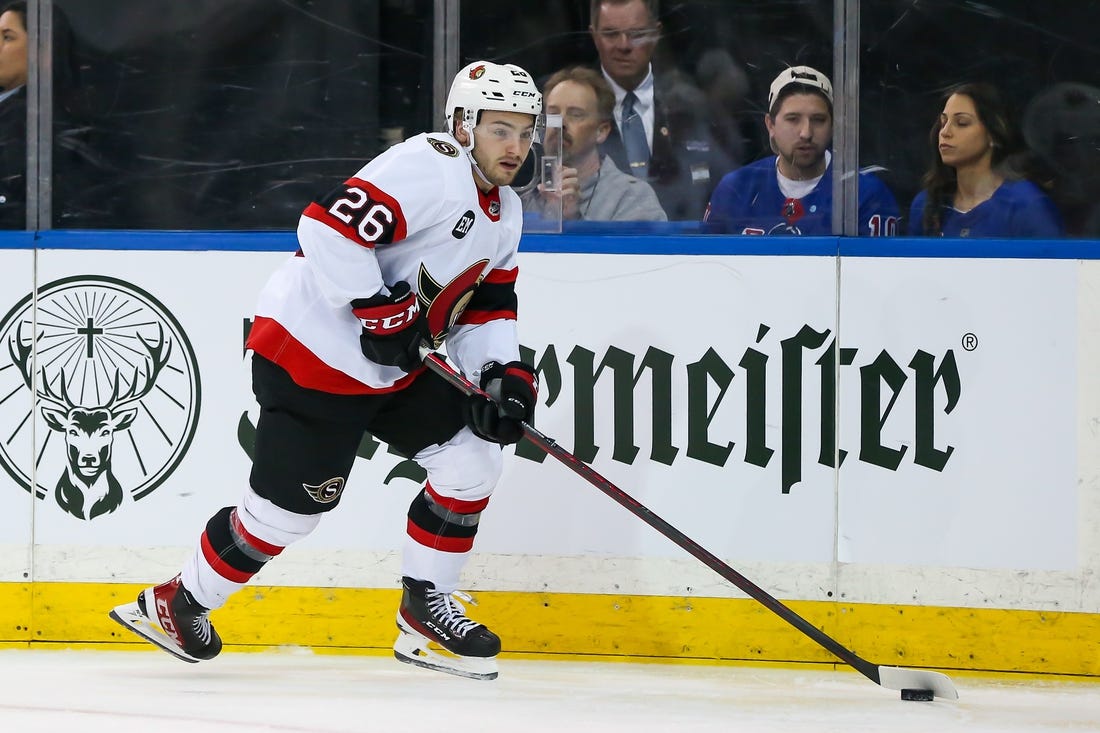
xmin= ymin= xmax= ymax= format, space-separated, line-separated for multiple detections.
xmin=703 ymin=65 xmax=899 ymax=236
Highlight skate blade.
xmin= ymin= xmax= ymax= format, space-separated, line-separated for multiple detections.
xmin=108 ymin=600 xmax=201 ymax=664
xmin=393 ymin=630 xmax=498 ymax=681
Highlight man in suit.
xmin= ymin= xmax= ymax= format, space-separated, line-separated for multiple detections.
xmin=589 ymin=0 xmax=733 ymax=221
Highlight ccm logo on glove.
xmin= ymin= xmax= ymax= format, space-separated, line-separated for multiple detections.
xmin=354 ymin=287 xmax=420 ymax=334
xmin=351 ymin=282 xmax=427 ymax=372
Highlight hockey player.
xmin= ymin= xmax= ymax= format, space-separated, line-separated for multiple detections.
xmin=703 ymin=66 xmax=899 ymax=236
xmin=110 ymin=60 xmax=543 ymax=681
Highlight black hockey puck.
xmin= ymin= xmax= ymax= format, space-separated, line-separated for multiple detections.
xmin=900 ymin=688 xmax=934 ymax=702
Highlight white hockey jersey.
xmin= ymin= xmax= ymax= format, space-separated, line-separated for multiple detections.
xmin=247 ymin=132 xmax=524 ymax=393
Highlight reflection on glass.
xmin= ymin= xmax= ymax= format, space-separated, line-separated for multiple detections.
xmin=1022 ymin=83 xmax=1100 ymax=238
xmin=4 ymin=0 xmax=1093 ymax=237
xmin=52 ymin=0 xmax=432 ymax=230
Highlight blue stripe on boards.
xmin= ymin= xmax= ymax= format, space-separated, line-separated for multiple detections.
xmin=1 ymin=229 xmax=1098 ymax=259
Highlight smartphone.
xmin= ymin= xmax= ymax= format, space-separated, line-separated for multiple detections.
xmin=541 ymin=155 xmax=559 ymax=193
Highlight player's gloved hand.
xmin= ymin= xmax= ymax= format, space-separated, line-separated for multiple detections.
xmin=351 ymin=281 xmax=427 ymax=372
xmin=464 ymin=361 xmax=538 ymax=445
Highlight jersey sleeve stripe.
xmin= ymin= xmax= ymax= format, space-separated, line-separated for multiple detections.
xmin=350 ymin=178 xmax=408 ymax=242
xmin=483 ymin=267 xmax=518 ymax=284
xmin=302 ymin=201 xmax=369 ymax=247
xmin=301 ymin=177 xmax=409 ymax=248
xmin=456 ymin=308 xmax=516 ymax=325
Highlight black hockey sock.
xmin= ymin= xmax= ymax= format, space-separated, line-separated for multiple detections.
xmin=405 ymin=483 xmax=488 ymax=553
xmin=200 ymin=506 xmax=285 ymax=584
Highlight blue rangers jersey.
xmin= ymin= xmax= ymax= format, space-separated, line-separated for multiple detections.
xmin=703 ymin=156 xmax=900 ymax=236
xmin=908 ymin=179 xmax=1064 ymax=237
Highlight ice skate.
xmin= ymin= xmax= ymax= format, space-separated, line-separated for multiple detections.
xmin=394 ymin=576 xmax=500 ymax=680
xmin=109 ymin=575 xmax=222 ymax=663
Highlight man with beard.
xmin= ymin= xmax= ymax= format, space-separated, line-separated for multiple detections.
xmin=704 ymin=66 xmax=899 ymax=236
xmin=111 ymin=61 xmax=543 ymax=682
xmin=524 ymin=65 xmax=665 ymax=222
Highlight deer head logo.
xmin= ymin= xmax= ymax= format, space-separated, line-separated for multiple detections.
xmin=0 ymin=275 xmax=201 ymax=520
xmin=10 ymin=322 xmax=172 ymax=520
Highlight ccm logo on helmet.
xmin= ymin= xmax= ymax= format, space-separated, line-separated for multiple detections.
xmin=514 ymin=91 xmax=537 ymax=97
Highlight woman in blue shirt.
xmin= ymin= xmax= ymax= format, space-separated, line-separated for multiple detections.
xmin=909 ymin=83 xmax=1063 ymax=238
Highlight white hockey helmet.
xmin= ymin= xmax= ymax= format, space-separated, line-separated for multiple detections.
xmin=445 ymin=61 xmax=543 ymax=144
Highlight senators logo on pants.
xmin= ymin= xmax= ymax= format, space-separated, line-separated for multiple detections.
xmin=0 ymin=276 xmax=201 ymax=520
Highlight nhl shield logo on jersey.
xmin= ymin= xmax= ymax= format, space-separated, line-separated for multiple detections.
xmin=427 ymin=137 xmax=459 ymax=157
xmin=0 ymin=276 xmax=201 ymax=520
xmin=302 ymin=476 xmax=345 ymax=504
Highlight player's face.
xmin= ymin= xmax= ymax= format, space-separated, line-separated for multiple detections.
xmin=937 ymin=93 xmax=993 ymax=171
xmin=545 ymin=80 xmax=609 ymax=166
xmin=471 ymin=110 xmax=536 ymax=189
xmin=0 ymin=9 xmax=28 ymax=92
xmin=590 ymin=0 xmax=660 ymax=90
xmin=765 ymin=93 xmax=831 ymax=178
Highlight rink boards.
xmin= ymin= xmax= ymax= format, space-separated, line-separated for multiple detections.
xmin=0 ymin=231 xmax=1097 ymax=677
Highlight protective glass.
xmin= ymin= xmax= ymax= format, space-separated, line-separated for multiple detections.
xmin=518 ymin=112 xmax=562 ymax=234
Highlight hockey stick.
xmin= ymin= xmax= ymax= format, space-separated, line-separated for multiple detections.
xmin=422 ymin=346 xmax=958 ymax=700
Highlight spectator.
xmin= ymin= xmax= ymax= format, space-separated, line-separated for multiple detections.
xmin=523 ymin=65 xmax=665 ymax=222
xmin=704 ymin=66 xmax=899 ymax=236
xmin=589 ymin=0 xmax=731 ymax=220
xmin=0 ymin=0 xmax=27 ymax=229
xmin=910 ymin=82 xmax=1063 ymax=238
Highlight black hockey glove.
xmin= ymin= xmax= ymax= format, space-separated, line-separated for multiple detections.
xmin=464 ymin=360 xmax=538 ymax=445
xmin=351 ymin=282 xmax=427 ymax=372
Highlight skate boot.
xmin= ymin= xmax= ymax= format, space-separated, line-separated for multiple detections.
xmin=109 ymin=575 xmax=222 ymax=663
xmin=394 ymin=576 xmax=500 ymax=680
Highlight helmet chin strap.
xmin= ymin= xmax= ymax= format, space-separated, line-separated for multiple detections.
xmin=458 ymin=115 xmax=494 ymax=189
xmin=469 ymin=157 xmax=493 ymax=188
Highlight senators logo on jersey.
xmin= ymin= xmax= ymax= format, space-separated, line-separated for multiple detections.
xmin=303 ymin=476 xmax=345 ymax=504
xmin=417 ymin=260 xmax=490 ymax=345
xmin=428 ymin=138 xmax=459 ymax=157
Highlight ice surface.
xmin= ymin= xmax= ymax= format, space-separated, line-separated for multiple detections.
xmin=0 ymin=649 xmax=1097 ymax=733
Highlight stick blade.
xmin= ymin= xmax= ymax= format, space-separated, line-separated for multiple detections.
xmin=877 ymin=666 xmax=959 ymax=700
